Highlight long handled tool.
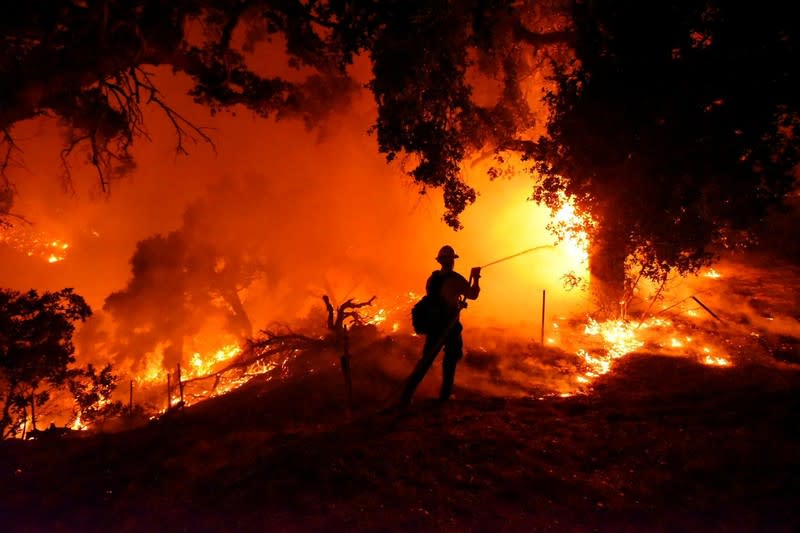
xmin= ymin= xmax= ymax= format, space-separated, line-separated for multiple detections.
xmin=479 ymin=244 xmax=555 ymax=269
xmin=426 ymin=244 xmax=554 ymax=351
xmin=426 ymin=245 xmax=554 ymax=352
xmin=388 ymin=245 xmax=556 ymax=408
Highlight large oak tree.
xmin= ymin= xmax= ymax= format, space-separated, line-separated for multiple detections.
xmin=0 ymin=0 xmax=569 ymax=226
xmin=526 ymin=0 xmax=800 ymax=309
xmin=0 ymin=288 xmax=91 ymax=438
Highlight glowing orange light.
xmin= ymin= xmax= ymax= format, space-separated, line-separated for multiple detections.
xmin=188 ymin=343 xmax=242 ymax=378
xmin=70 ymin=414 xmax=88 ymax=431
xmin=1 ymin=225 xmax=71 ymax=264
xmin=703 ymin=355 xmax=730 ymax=366
xmin=583 ymin=318 xmax=645 ymax=359
xmin=552 ymin=201 xmax=591 ymax=263
xmin=369 ymin=308 xmax=387 ymax=325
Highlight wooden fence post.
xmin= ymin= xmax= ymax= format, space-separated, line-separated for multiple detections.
xmin=30 ymin=392 xmax=37 ymax=432
xmin=340 ymin=326 xmax=353 ymax=412
xmin=540 ymin=289 xmax=546 ymax=345
xmin=166 ymin=372 xmax=172 ymax=410
xmin=176 ymin=363 xmax=184 ymax=405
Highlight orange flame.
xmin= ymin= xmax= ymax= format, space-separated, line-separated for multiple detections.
xmin=1 ymin=225 xmax=70 ymax=264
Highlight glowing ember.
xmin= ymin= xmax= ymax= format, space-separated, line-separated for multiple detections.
xmin=703 ymin=355 xmax=731 ymax=366
xmin=698 ymin=346 xmax=730 ymax=366
xmin=188 ymin=343 xmax=242 ymax=378
xmin=69 ymin=414 xmax=88 ymax=431
xmin=574 ymin=315 xmax=730 ymax=387
xmin=118 ymin=337 xmax=307 ymax=416
xmin=369 ymin=308 xmax=387 ymax=326
xmin=0 ymin=225 xmax=70 ymax=264
xmin=583 ymin=318 xmax=644 ymax=359
xmin=358 ymin=292 xmax=419 ymax=333
xmin=703 ymin=268 xmax=722 ymax=279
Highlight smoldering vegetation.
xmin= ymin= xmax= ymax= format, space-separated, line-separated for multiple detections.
xmin=626 ymin=256 xmax=800 ymax=366
xmin=68 ymin=184 xmax=800 ymax=414
xmin=82 ymin=175 xmax=292 ymax=373
xmin=71 ymin=167 xmax=422 ymax=379
xmin=2 ymin=62 xmax=591 ymax=414
xmin=2 ymin=63 xmax=797 ymax=428
xmin=4 ymin=331 xmax=800 ymax=531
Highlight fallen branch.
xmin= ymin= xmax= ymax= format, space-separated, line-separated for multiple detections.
xmin=181 ymin=331 xmax=323 ymax=387
xmin=180 ymin=294 xmax=378 ymax=391
xmin=323 ymin=294 xmax=377 ymax=333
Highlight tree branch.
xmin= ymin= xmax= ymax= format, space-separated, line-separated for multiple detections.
xmin=0 ymin=128 xmax=22 ymax=187
xmin=59 ymin=133 xmax=91 ymax=193
xmin=333 ymin=295 xmax=376 ymax=331
xmin=513 ymin=24 xmax=574 ymax=49
xmin=322 ymin=295 xmax=335 ymax=330
xmin=134 ymin=68 xmax=216 ymax=156
xmin=500 ymin=138 xmax=540 ymax=155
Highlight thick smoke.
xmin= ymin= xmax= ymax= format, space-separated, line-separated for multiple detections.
xmin=1 ymin=65 xmax=589 ymax=379
xmin=1 ymin=66 xmax=797 ymax=413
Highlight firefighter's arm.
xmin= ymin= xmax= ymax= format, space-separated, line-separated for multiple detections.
xmin=466 ymin=267 xmax=481 ymax=300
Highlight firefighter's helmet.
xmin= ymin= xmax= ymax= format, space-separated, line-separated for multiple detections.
xmin=435 ymin=245 xmax=459 ymax=262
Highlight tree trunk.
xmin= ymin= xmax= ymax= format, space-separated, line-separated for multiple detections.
xmin=29 ymin=390 xmax=36 ymax=432
xmin=1 ymin=386 xmax=14 ymax=439
xmin=164 ymin=334 xmax=184 ymax=369
xmin=589 ymin=226 xmax=628 ymax=318
xmin=220 ymin=287 xmax=253 ymax=340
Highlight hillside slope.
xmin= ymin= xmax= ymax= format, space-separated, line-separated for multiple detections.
xmin=2 ymin=350 xmax=799 ymax=531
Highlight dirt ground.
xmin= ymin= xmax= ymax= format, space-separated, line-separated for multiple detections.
xmin=1 ymin=346 xmax=799 ymax=532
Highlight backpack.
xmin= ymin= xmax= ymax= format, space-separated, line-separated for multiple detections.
xmin=410 ymin=271 xmax=449 ymax=335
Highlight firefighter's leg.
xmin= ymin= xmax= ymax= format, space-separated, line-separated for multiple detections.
xmin=400 ymin=333 xmax=442 ymax=404
xmin=439 ymin=323 xmax=464 ymax=401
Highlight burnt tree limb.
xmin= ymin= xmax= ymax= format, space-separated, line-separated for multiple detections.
xmin=181 ymin=294 xmax=377 ymax=391
xmin=322 ymin=295 xmax=377 ymax=335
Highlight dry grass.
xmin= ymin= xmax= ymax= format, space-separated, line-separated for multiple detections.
xmin=2 ymin=345 xmax=799 ymax=531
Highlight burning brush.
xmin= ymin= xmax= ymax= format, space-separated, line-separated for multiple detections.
xmin=0 ymin=223 xmax=70 ymax=263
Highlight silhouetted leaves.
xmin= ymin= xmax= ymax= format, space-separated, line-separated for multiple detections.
xmin=0 ymin=288 xmax=92 ymax=438
xmin=0 ymin=0 xmax=570 ymax=228
xmin=530 ymin=1 xmax=800 ymax=283
xmin=68 ymin=363 xmax=124 ymax=427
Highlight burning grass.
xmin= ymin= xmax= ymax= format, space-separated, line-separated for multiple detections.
xmin=24 ymin=248 xmax=797 ymax=439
